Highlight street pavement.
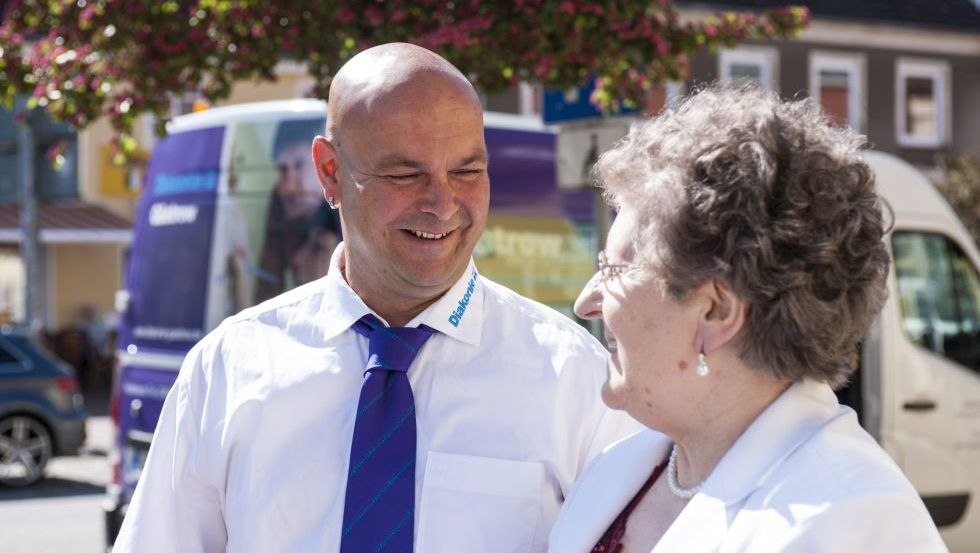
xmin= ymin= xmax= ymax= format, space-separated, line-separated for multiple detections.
xmin=1 ymin=394 xmax=112 ymax=553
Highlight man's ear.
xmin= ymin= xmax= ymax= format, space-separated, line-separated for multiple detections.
xmin=695 ymin=279 xmax=747 ymax=355
xmin=312 ymin=136 xmax=340 ymax=204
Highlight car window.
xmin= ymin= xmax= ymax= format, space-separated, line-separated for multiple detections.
xmin=6 ymin=334 xmax=60 ymax=369
xmin=892 ymin=231 xmax=980 ymax=371
xmin=0 ymin=343 xmax=18 ymax=363
xmin=0 ymin=337 xmax=29 ymax=373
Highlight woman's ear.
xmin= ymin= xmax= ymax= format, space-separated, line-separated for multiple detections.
xmin=696 ymin=279 xmax=747 ymax=355
xmin=312 ymin=136 xmax=340 ymax=203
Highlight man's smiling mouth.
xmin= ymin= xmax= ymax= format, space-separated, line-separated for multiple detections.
xmin=410 ymin=230 xmax=450 ymax=240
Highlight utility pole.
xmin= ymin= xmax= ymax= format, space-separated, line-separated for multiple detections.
xmin=17 ymin=100 xmax=44 ymax=339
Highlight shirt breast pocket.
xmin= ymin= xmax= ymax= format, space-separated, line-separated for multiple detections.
xmin=416 ymin=451 xmax=544 ymax=553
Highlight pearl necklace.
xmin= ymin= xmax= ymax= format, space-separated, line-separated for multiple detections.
xmin=667 ymin=444 xmax=703 ymax=499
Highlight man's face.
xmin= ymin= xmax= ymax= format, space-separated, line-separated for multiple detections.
xmin=328 ymin=86 xmax=490 ymax=311
xmin=276 ymin=142 xmax=323 ymax=220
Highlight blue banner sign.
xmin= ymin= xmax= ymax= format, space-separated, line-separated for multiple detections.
xmin=542 ymin=76 xmax=639 ymax=124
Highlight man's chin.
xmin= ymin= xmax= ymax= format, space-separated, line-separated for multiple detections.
xmin=397 ymin=262 xmax=469 ymax=294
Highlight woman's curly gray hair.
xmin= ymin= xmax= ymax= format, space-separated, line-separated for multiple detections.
xmin=596 ymin=82 xmax=890 ymax=388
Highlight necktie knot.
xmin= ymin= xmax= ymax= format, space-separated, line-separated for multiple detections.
xmin=353 ymin=314 xmax=435 ymax=374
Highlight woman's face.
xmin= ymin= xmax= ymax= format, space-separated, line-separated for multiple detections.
xmin=574 ymin=208 xmax=701 ymax=427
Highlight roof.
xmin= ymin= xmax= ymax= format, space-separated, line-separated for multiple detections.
xmin=862 ymin=151 xmax=965 ymax=232
xmin=168 ymin=99 xmax=327 ymax=133
xmin=0 ymin=201 xmax=132 ymax=244
xmin=679 ymin=0 xmax=980 ymax=32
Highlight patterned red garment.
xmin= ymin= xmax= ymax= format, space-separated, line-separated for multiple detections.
xmin=591 ymin=461 xmax=668 ymax=553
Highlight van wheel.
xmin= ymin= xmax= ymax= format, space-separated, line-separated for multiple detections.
xmin=0 ymin=415 xmax=53 ymax=487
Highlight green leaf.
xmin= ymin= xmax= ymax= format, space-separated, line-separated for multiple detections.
xmin=121 ymin=135 xmax=138 ymax=154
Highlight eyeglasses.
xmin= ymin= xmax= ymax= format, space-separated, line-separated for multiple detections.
xmin=597 ymin=250 xmax=643 ymax=285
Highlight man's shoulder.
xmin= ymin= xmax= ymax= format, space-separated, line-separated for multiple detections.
xmin=198 ymin=278 xmax=329 ymax=353
xmin=227 ymin=278 xmax=327 ymax=326
xmin=178 ymin=279 xmax=332 ymax=385
xmin=479 ymin=276 xmax=596 ymax=339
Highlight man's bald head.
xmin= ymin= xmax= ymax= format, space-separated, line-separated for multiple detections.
xmin=326 ymin=43 xmax=481 ymax=144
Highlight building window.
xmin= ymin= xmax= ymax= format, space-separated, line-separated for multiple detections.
xmin=809 ymin=52 xmax=865 ymax=131
xmin=719 ymin=47 xmax=779 ymax=91
xmin=896 ymin=58 xmax=950 ymax=148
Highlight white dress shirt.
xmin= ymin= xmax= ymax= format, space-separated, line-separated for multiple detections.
xmin=114 ymin=244 xmax=640 ymax=553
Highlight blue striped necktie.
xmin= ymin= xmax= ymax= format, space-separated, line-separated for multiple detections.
xmin=340 ymin=314 xmax=435 ymax=553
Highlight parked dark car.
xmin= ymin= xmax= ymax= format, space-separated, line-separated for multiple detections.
xmin=0 ymin=326 xmax=86 ymax=486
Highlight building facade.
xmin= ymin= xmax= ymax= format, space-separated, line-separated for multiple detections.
xmin=678 ymin=0 xmax=980 ymax=168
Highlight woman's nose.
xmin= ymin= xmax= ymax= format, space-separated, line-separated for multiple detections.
xmin=574 ymin=272 xmax=603 ymax=320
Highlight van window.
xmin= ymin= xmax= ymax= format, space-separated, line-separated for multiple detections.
xmin=202 ymin=117 xmax=338 ymax=331
xmin=892 ymin=231 xmax=980 ymax=371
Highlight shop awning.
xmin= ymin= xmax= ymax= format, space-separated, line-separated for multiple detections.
xmin=0 ymin=201 xmax=133 ymax=244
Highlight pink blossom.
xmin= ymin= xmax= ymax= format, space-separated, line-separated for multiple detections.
xmin=533 ymin=58 xmax=553 ymax=79
xmin=583 ymin=4 xmax=604 ymax=15
xmin=338 ymin=7 xmax=356 ymax=24
xmin=365 ymin=6 xmax=384 ymax=26
xmin=651 ymin=34 xmax=668 ymax=57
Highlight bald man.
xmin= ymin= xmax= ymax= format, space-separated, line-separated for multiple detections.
xmin=114 ymin=43 xmax=638 ymax=553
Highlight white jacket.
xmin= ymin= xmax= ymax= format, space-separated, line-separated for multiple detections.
xmin=548 ymin=380 xmax=948 ymax=552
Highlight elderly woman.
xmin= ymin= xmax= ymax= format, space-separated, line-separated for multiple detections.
xmin=548 ymin=84 xmax=947 ymax=552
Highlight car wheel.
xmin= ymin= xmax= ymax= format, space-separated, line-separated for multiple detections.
xmin=0 ymin=415 xmax=53 ymax=487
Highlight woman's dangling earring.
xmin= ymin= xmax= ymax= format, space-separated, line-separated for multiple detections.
xmin=697 ymin=351 xmax=710 ymax=377
xmin=326 ymin=196 xmax=337 ymax=210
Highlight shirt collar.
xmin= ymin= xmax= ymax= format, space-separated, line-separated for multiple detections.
xmin=406 ymin=258 xmax=483 ymax=347
xmin=701 ymin=379 xmax=842 ymax=506
xmin=319 ymin=242 xmax=376 ymax=342
xmin=319 ymin=242 xmax=484 ymax=347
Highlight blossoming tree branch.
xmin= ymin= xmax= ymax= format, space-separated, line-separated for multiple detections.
xmin=0 ymin=0 xmax=808 ymax=158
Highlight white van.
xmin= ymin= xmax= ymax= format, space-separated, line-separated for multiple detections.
xmin=849 ymin=151 xmax=980 ymax=551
